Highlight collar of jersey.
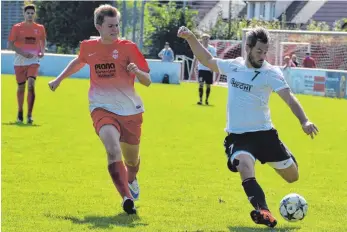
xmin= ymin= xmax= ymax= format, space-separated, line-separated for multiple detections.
xmin=242 ymin=60 xmax=269 ymax=72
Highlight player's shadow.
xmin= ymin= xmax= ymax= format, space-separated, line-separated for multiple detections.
xmin=2 ymin=122 xmax=41 ymax=127
xmin=46 ymin=213 xmax=148 ymax=229
xmin=228 ymin=226 xmax=300 ymax=232
xmin=194 ymin=104 xmax=215 ymax=107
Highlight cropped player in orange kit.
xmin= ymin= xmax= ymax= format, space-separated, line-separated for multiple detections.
xmin=8 ymin=4 xmax=46 ymax=124
xmin=48 ymin=4 xmax=151 ymax=214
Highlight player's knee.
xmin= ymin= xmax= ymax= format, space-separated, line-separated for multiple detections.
xmin=105 ymin=145 xmax=122 ymax=162
xmin=18 ymin=85 xmax=25 ymax=91
xmin=28 ymin=77 xmax=35 ymax=89
xmin=125 ymin=159 xmax=139 ymax=167
xmin=28 ymin=85 xmax=34 ymax=91
xmin=125 ymin=159 xmax=140 ymax=173
xmin=236 ymin=158 xmax=254 ymax=173
xmin=199 ymin=83 xmax=204 ymax=88
xmin=285 ymin=172 xmax=299 ymax=183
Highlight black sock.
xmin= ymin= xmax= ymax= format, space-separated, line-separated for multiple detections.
xmin=18 ymin=111 xmax=23 ymax=120
xmin=199 ymin=86 xmax=203 ymax=101
xmin=206 ymin=87 xmax=211 ymax=101
xmin=242 ymin=177 xmax=269 ymax=211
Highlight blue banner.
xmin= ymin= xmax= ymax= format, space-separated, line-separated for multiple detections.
xmin=325 ymin=71 xmax=347 ymax=98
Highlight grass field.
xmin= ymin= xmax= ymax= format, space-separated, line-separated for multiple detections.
xmin=2 ymin=74 xmax=347 ymax=232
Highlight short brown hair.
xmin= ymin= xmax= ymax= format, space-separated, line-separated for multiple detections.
xmin=24 ymin=4 xmax=36 ymax=12
xmin=94 ymin=4 xmax=121 ymax=26
xmin=246 ymin=27 xmax=270 ymax=49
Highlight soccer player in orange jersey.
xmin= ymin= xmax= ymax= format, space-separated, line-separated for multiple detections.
xmin=48 ymin=4 xmax=151 ymax=214
xmin=8 ymin=4 xmax=46 ymax=124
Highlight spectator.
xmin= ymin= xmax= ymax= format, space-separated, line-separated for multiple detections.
xmin=291 ymin=54 xmax=298 ymax=67
xmin=302 ymin=52 xmax=316 ymax=68
xmin=283 ymin=56 xmax=296 ymax=69
xmin=158 ymin=42 xmax=174 ymax=62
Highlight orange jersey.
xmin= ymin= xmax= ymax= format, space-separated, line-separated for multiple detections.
xmin=8 ymin=22 xmax=46 ymax=66
xmin=78 ymin=38 xmax=150 ymax=116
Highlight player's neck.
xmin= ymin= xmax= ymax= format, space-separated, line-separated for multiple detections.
xmin=245 ymin=59 xmax=254 ymax=69
xmin=100 ymin=37 xmax=117 ymax=44
xmin=24 ymin=21 xmax=34 ymax=25
xmin=245 ymin=59 xmax=263 ymax=69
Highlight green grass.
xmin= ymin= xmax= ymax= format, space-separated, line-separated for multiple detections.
xmin=2 ymin=74 xmax=347 ymax=232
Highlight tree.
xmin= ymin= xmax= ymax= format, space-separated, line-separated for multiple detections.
xmin=306 ymin=19 xmax=330 ymax=31
xmin=209 ymin=14 xmax=283 ymax=41
xmin=36 ymin=1 xmax=113 ymax=53
xmin=143 ymin=1 xmax=198 ymax=59
xmin=333 ymin=18 xmax=347 ymax=31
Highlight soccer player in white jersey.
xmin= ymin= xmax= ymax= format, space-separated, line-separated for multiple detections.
xmin=178 ymin=26 xmax=318 ymax=228
xmin=191 ymin=33 xmax=217 ymax=105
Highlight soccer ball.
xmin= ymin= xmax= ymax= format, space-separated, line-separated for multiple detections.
xmin=279 ymin=193 xmax=308 ymax=222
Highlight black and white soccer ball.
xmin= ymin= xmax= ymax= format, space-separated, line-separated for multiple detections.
xmin=279 ymin=193 xmax=308 ymax=222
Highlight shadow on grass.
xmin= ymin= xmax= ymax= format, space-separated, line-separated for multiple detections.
xmin=46 ymin=213 xmax=148 ymax=229
xmin=228 ymin=226 xmax=301 ymax=232
xmin=194 ymin=104 xmax=216 ymax=107
xmin=2 ymin=122 xmax=41 ymax=127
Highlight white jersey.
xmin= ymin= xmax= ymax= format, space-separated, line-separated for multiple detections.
xmin=216 ymin=57 xmax=289 ymax=134
xmin=197 ymin=45 xmax=217 ymax=71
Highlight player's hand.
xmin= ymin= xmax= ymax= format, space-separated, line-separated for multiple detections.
xmin=48 ymin=79 xmax=61 ymax=92
xmin=302 ymin=121 xmax=319 ymax=139
xmin=177 ymin=26 xmax=194 ymax=40
xmin=127 ymin=63 xmax=139 ymax=74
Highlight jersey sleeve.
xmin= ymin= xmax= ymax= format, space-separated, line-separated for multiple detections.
xmin=267 ymin=67 xmax=290 ymax=92
xmin=216 ymin=58 xmax=235 ymax=75
xmin=8 ymin=25 xmax=17 ymax=42
xmin=77 ymin=41 xmax=88 ymax=63
xmin=129 ymin=43 xmax=150 ymax=73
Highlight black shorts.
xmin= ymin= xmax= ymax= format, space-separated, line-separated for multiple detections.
xmin=223 ymin=129 xmax=295 ymax=170
xmin=198 ymin=70 xmax=213 ymax=84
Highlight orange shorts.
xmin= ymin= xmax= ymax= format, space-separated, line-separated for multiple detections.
xmin=91 ymin=108 xmax=143 ymax=145
xmin=14 ymin=64 xmax=40 ymax=84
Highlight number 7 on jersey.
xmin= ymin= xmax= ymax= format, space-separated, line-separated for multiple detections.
xmin=252 ymin=71 xmax=260 ymax=81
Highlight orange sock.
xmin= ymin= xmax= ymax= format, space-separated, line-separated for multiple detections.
xmin=108 ymin=161 xmax=131 ymax=199
xmin=27 ymin=88 xmax=35 ymax=117
xmin=126 ymin=159 xmax=140 ymax=183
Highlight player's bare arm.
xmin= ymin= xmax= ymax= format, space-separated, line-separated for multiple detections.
xmin=39 ymin=39 xmax=46 ymax=58
xmin=48 ymin=57 xmax=86 ymax=91
xmin=127 ymin=63 xmax=151 ymax=87
xmin=190 ymin=57 xmax=197 ymax=76
xmin=277 ymin=88 xmax=319 ymax=139
xmin=177 ymin=26 xmax=218 ymax=73
xmin=158 ymin=50 xmax=163 ymax=58
xmin=7 ymin=41 xmax=33 ymax=58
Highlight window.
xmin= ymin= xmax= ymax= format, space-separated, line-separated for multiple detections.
xmin=250 ymin=2 xmax=255 ymax=18
xmin=260 ymin=3 xmax=265 ymax=19
xmin=272 ymin=3 xmax=276 ymax=19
